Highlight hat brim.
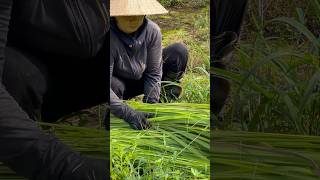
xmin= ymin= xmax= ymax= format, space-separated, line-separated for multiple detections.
xmin=111 ymin=0 xmax=168 ymax=16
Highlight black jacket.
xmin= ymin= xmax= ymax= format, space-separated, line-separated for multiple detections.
xmin=1 ymin=0 xmax=109 ymax=77
xmin=110 ymin=18 xmax=162 ymax=119
xmin=0 ymin=0 xmax=109 ymax=179
xmin=8 ymin=0 xmax=109 ymax=59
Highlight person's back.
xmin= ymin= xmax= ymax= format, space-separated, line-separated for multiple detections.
xmin=7 ymin=0 xmax=108 ymax=58
xmin=0 ymin=1 xmax=109 ymax=179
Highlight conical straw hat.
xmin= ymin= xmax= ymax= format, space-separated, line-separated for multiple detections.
xmin=110 ymin=0 xmax=168 ymax=16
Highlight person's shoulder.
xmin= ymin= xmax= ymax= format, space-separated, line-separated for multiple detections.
xmin=110 ymin=29 xmax=122 ymax=55
xmin=145 ymin=18 xmax=161 ymax=35
xmin=145 ymin=18 xmax=162 ymax=43
xmin=110 ymin=28 xmax=118 ymax=40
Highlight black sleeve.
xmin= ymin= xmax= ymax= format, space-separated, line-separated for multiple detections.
xmin=0 ymin=0 xmax=12 ymax=81
xmin=109 ymin=50 xmax=136 ymax=120
xmin=143 ymin=23 xmax=162 ymax=103
xmin=0 ymin=85 xmax=107 ymax=180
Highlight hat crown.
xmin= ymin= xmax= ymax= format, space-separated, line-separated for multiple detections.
xmin=110 ymin=0 xmax=168 ymax=16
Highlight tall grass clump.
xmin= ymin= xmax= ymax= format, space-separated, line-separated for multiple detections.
xmin=177 ymin=70 xmax=210 ymax=104
xmin=244 ymin=0 xmax=320 ymax=41
xmin=214 ymin=1 xmax=320 ymax=135
xmin=111 ymin=102 xmax=210 ymax=179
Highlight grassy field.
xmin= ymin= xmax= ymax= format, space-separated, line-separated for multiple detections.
xmin=151 ymin=1 xmax=210 ymax=104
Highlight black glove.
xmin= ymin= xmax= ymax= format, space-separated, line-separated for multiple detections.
xmin=124 ymin=111 xmax=154 ymax=130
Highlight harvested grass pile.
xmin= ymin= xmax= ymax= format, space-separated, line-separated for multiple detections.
xmin=214 ymin=131 xmax=320 ymax=180
xmin=0 ymin=123 xmax=106 ymax=180
xmin=111 ymin=102 xmax=210 ymax=179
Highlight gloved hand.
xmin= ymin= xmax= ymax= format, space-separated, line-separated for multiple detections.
xmin=124 ymin=110 xmax=154 ymax=130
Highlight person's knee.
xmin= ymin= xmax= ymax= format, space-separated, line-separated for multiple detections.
xmin=168 ymin=43 xmax=189 ymax=65
xmin=171 ymin=42 xmax=188 ymax=53
xmin=162 ymin=43 xmax=189 ymax=81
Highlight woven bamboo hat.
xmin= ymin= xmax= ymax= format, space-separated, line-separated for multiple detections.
xmin=110 ymin=0 xmax=168 ymax=16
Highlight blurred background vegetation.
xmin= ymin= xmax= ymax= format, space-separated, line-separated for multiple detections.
xmin=243 ymin=0 xmax=320 ymax=41
xmin=215 ymin=0 xmax=320 ymax=135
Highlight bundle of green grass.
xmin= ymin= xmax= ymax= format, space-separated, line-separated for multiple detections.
xmin=111 ymin=101 xmax=210 ymax=179
xmin=0 ymin=123 xmax=107 ymax=180
xmin=213 ymin=131 xmax=320 ymax=180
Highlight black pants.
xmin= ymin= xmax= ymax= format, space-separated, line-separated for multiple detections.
xmin=0 ymin=45 xmax=107 ymax=179
xmin=111 ymin=43 xmax=188 ymax=100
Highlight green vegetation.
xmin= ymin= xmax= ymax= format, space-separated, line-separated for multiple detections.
xmin=158 ymin=0 xmax=209 ymax=8
xmin=213 ymin=130 xmax=320 ymax=180
xmin=216 ymin=0 xmax=320 ymax=135
xmin=111 ymin=102 xmax=210 ymax=179
xmin=213 ymin=1 xmax=320 ymax=179
xmin=244 ymin=0 xmax=320 ymax=41
xmin=178 ymin=72 xmax=209 ymax=104
xmin=151 ymin=2 xmax=210 ymax=104
xmin=154 ymin=6 xmax=210 ymax=72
